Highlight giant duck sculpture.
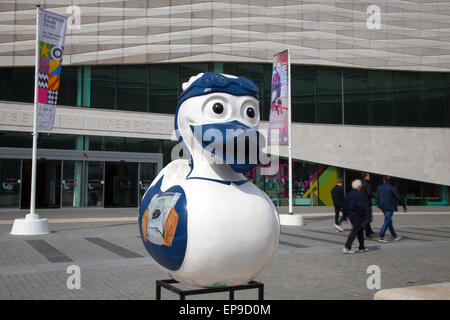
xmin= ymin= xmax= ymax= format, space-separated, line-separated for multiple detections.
xmin=138 ymin=72 xmax=280 ymax=288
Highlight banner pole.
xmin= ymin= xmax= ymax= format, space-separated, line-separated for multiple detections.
xmin=287 ymin=49 xmax=293 ymax=215
xmin=28 ymin=3 xmax=40 ymax=218
xmin=11 ymin=3 xmax=53 ymax=234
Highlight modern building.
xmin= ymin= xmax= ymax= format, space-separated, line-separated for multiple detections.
xmin=0 ymin=0 xmax=449 ymax=209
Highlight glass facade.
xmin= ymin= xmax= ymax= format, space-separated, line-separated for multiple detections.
xmin=0 ymin=131 xmax=163 ymax=209
xmin=344 ymin=169 xmax=449 ymax=207
xmin=245 ymin=159 xmax=345 ymax=206
xmin=246 ymin=158 xmax=449 ymax=207
xmin=0 ymin=131 xmax=164 ymax=155
xmin=2 ymin=63 xmax=449 ymax=127
xmin=0 ymin=129 xmax=448 ymax=208
xmin=0 ymin=61 xmax=449 ymax=208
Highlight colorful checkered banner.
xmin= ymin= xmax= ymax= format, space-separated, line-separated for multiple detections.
xmin=36 ymin=9 xmax=67 ymax=131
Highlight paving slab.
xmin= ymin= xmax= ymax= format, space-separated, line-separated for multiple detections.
xmin=0 ymin=208 xmax=449 ymax=300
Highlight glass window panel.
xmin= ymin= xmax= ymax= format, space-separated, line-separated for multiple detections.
xmin=139 ymin=162 xmax=157 ymax=200
xmin=423 ymin=182 xmax=449 ymax=206
xmin=58 ymin=66 xmax=78 ymax=107
xmin=62 ymin=160 xmax=83 ymax=207
xmin=162 ymin=140 xmax=178 ymax=166
xmin=88 ymin=136 xmax=161 ymax=153
xmin=0 ymin=67 xmax=34 ymax=103
xmin=291 ymin=65 xmax=316 ymax=123
xmin=90 ymin=66 xmax=116 ymax=109
xmin=248 ymin=159 xmax=321 ymax=207
xmin=117 ymin=87 xmax=147 ymax=112
xmin=394 ymin=72 xmax=420 ymax=126
xmin=21 ymin=159 xmax=61 ymax=208
xmin=38 ymin=134 xmax=77 ymax=150
xmin=418 ymin=73 xmax=446 ymax=127
xmin=316 ymin=68 xmax=342 ymax=124
xmin=394 ymin=177 xmax=423 ymax=206
xmin=446 ymin=74 xmax=450 ymax=127
xmin=222 ymin=63 xmax=237 ymax=75
xmin=0 ymin=131 xmax=32 ymax=148
xmin=343 ymin=69 xmax=368 ymax=125
xmin=292 ymin=160 xmax=319 ymax=206
xmin=149 ymin=64 xmax=178 ymax=114
xmin=368 ymin=70 xmax=394 ymax=126
xmin=262 ymin=64 xmax=272 ymax=121
xmin=118 ymin=65 xmax=147 ymax=86
xmin=85 ymin=161 xmax=104 ymax=207
xmin=116 ymin=65 xmax=147 ymax=112
xmin=179 ymin=63 xmax=209 ymax=84
xmin=0 ymin=159 xmax=21 ymax=208
xmin=105 ymin=162 xmax=138 ymax=207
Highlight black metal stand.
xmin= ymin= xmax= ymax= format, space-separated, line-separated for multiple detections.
xmin=156 ymin=279 xmax=264 ymax=300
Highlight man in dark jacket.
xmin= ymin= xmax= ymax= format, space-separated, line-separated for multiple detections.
xmin=361 ymin=173 xmax=375 ymax=238
xmin=375 ymin=176 xmax=408 ymax=243
xmin=342 ymin=179 xmax=369 ymax=254
xmin=331 ymin=178 xmax=346 ymax=232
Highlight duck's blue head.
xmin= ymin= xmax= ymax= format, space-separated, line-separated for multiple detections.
xmin=175 ymin=72 xmax=263 ymax=174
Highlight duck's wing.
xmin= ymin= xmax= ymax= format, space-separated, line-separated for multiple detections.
xmin=139 ymin=159 xmax=189 ymax=271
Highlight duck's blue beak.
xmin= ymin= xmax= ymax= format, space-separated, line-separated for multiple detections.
xmin=190 ymin=120 xmax=263 ymax=173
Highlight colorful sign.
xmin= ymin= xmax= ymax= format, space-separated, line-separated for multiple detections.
xmin=37 ymin=9 xmax=67 ymax=131
xmin=268 ymin=50 xmax=289 ymax=146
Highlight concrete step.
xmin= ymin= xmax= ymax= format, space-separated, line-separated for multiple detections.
xmin=375 ymin=282 xmax=450 ymax=300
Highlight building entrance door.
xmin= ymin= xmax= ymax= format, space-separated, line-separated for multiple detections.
xmin=21 ymin=159 xmax=61 ymax=209
xmin=104 ymin=162 xmax=138 ymax=207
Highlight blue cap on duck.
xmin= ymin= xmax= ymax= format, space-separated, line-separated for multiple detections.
xmin=176 ymin=72 xmax=259 ymax=113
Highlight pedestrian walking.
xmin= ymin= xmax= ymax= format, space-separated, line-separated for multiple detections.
xmin=361 ymin=172 xmax=375 ymax=238
xmin=331 ymin=178 xmax=346 ymax=232
xmin=342 ymin=179 xmax=369 ymax=254
xmin=375 ymin=176 xmax=408 ymax=243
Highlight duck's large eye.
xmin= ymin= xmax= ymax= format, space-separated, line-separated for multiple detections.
xmin=203 ymin=98 xmax=229 ymax=120
xmin=246 ymin=107 xmax=255 ymax=118
xmin=241 ymin=101 xmax=259 ymax=125
xmin=212 ymin=103 xmax=224 ymax=114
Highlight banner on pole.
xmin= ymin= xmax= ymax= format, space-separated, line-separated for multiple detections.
xmin=268 ymin=50 xmax=289 ymax=146
xmin=37 ymin=9 xmax=67 ymax=131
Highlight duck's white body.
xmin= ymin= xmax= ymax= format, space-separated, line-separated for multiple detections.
xmin=139 ymin=72 xmax=280 ymax=288
xmin=150 ymin=159 xmax=279 ymax=287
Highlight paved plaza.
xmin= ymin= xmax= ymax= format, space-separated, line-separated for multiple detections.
xmin=0 ymin=207 xmax=449 ymax=300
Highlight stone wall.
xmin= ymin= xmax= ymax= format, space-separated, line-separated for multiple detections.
xmin=1 ymin=0 xmax=450 ymax=71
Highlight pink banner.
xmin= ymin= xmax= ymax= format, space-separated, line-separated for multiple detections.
xmin=268 ymin=50 xmax=289 ymax=146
